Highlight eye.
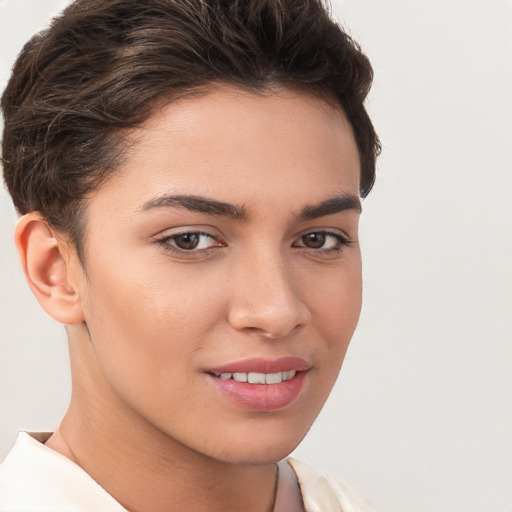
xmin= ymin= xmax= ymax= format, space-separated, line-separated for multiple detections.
xmin=294 ymin=231 xmax=350 ymax=252
xmin=156 ymin=231 xmax=223 ymax=253
xmin=172 ymin=233 xmax=210 ymax=250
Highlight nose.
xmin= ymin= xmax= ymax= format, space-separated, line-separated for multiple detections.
xmin=227 ymin=251 xmax=310 ymax=339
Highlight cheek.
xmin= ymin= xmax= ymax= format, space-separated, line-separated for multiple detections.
xmin=327 ymin=272 xmax=362 ymax=335
xmin=300 ymin=259 xmax=362 ymax=388
xmin=304 ymin=261 xmax=362 ymax=338
xmin=79 ymin=253 xmax=232 ymax=381
xmin=77 ymin=266 xmax=226 ymax=425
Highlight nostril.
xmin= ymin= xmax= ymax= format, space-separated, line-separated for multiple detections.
xmin=237 ymin=322 xmax=303 ymax=340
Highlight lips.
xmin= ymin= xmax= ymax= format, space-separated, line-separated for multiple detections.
xmin=206 ymin=357 xmax=310 ymax=412
xmin=208 ymin=356 xmax=310 ymax=375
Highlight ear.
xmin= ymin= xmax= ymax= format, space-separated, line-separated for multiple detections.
xmin=14 ymin=212 xmax=85 ymax=325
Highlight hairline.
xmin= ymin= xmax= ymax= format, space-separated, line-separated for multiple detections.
xmin=63 ymin=80 xmax=356 ymax=268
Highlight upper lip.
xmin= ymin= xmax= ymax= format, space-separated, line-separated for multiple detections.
xmin=207 ymin=356 xmax=311 ymax=375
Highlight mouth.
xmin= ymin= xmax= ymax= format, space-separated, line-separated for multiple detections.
xmin=206 ymin=357 xmax=310 ymax=412
xmin=215 ymin=370 xmax=297 ymax=384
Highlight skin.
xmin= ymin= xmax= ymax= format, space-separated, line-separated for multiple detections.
xmin=17 ymin=86 xmax=362 ymax=512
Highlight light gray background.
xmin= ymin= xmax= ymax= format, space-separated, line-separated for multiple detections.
xmin=1 ymin=1 xmax=511 ymax=511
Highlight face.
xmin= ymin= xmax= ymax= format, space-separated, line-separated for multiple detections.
xmin=70 ymin=86 xmax=362 ymax=464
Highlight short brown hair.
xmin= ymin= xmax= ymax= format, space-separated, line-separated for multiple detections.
xmin=1 ymin=0 xmax=380 ymax=257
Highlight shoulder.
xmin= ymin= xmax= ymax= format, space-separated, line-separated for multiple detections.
xmin=0 ymin=432 xmax=126 ymax=511
xmin=287 ymin=458 xmax=376 ymax=512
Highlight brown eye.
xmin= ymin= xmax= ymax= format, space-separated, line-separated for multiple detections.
xmin=173 ymin=233 xmax=200 ymax=250
xmin=157 ymin=231 xmax=223 ymax=254
xmin=293 ymin=231 xmax=351 ymax=252
xmin=301 ymin=232 xmax=326 ymax=249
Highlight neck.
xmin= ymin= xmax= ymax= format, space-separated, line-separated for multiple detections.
xmin=45 ymin=339 xmax=278 ymax=512
xmin=48 ymin=396 xmax=277 ymax=512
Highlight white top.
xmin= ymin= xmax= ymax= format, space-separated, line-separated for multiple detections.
xmin=0 ymin=432 xmax=375 ymax=512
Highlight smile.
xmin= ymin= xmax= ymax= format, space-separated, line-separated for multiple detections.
xmin=216 ymin=370 xmax=297 ymax=384
xmin=207 ymin=357 xmax=309 ymax=412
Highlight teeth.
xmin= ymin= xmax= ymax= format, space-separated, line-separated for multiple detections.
xmin=248 ymin=372 xmax=266 ymax=384
xmin=265 ymin=372 xmax=283 ymax=384
xmin=217 ymin=370 xmax=297 ymax=384
xmin=283 ymin=370 xmax=296 ymax=381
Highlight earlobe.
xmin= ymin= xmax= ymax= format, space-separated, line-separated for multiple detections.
xmin=15 ymin=212 xmax=85 ymax=325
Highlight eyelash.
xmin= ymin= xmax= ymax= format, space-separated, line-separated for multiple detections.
xmin=293 ymin=231 xmax=352 ymax=254
xmin=155 ymin=231 xmax=223 ymax=256
xmin=154 ymin=230 xmax=352 ymax=257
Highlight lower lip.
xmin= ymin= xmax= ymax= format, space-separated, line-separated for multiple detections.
xmin=208 ymin=371 xmax=307 ymax=412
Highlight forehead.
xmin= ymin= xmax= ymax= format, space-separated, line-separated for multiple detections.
xmin=86 ymin=86 xmax=360 ymax=216
xmin=138 ymin=85 xmax=356 ymax=157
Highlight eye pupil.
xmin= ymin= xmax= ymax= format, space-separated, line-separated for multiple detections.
xmin=303 ymin=232 xmax=326 ymax=248
xmin=175 ymin=233 xmax=200 ymax=250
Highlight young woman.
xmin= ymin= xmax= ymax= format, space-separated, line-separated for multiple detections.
xmin=0 ymin=1 xmax=380 ymax=510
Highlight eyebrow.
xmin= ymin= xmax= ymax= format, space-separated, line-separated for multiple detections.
xmin=297 ymin=194 xmax=362 ymax=221
xmin=138 ymin=194 xmax=248 ymax=220
xmin=138 ymin=193 xmax=361 ymax=221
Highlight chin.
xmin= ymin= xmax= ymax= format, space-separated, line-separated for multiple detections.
xmin=199 ymin=420 xmax=314 ymax=466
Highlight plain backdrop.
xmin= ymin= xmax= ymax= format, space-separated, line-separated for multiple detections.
xmin=1 ymin=1 xmax=511 ymax=511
